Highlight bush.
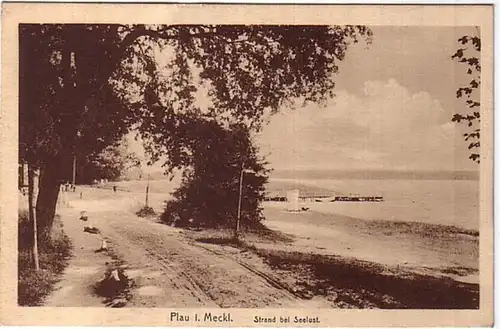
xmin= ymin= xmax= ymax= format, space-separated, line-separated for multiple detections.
xmin=18 ymin=210 xmax=72 ymax=306
xmin=136 ymin=205 xmax=156 ymax=218
xmin=160 ymin=122 xmax=270 ymax=229
xmin=18 ymin=209 xmax=32 ymax=251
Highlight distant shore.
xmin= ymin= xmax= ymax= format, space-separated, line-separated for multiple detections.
xmin=269 ymin=169 xmax=480 ymax=181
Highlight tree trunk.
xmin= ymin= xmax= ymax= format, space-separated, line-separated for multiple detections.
xmin=27 ymin=164 xmax=40 ymax=271
xmin=19 ymin=163 xmax=25 ymax=189
xmin=35 ymin=160 xmax=62 ymax=245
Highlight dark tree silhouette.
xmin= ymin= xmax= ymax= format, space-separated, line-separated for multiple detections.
xmin=451 ymin=34 xmax=481 ymax=163
xmin=161 ymin=122 xmax=269 ymax=228
xmin=20 ymin=24 xmax=372 ymax=237
xmin=20 ymin=25 xmax=133 ymax=243
xmin=68 ymin=138 xmax=141 ymax=184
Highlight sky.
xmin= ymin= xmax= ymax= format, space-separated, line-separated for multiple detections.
xmin=256 ymin=26 xmax=479 ymax=172
xmin=130 ymin=26 xmax=480 ymax=173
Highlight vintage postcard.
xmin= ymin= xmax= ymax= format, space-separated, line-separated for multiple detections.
xmin=0 ymin=3 xmax=494 ymax=327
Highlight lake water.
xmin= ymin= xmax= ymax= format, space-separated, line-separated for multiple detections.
xmin=115 ymin=176 xmax=479 ymax=231
xmin=268 ymin=178 xmax=479 ymax=230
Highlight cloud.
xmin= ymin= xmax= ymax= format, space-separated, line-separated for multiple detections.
xmin=257 ymin=78 xmax=473 ymax=171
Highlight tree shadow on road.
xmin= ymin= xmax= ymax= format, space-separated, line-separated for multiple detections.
xmin=260 ymin=250 xmax=479 ymax=309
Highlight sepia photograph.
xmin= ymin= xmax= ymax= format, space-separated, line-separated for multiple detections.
xmin=0 ymin=3 xmax=494 ymax=327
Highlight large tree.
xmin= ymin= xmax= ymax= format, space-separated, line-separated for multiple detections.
xmin=20 ymin=24 xmax=371 ymax=239
xmin=451 ymin=34 xmax=481 ymax=163
xmin=20 ymin=24 xmax=133 ymax=243
xmin=160 ymin=121 xmax=269 ymax=229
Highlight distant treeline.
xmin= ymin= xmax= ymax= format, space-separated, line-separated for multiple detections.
xmin=133 ymin=169 xmax=479 ymax=181
xmin=271 ymin=169 xmax=480 ymax=181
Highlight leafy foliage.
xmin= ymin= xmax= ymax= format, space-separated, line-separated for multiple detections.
xmin=451 ymin=34 xmax=481 ymax=163
xmin=117 ymin=25 xmax=373 ymax=171
xmin=19 ymin=24 xmax=140 ymax=239
xmin=19 ymin=24 xmax=148 ymax=238
xmin=44 ymin=137 xmax=142 ymax=184
xmin=19 ymin=25 xmax=133 ymax=167
xmin=19 ymin=24 xmax=371 ymax=233
xmin=85 ymin=138 xmax=141 ymax=182
xmin=136 ymin=206 xmax=156 ymax=218
xmin=161 ymin=122 xmax=270 ymax=228
xmin=116 ymin=25 xmax=371 ymax=228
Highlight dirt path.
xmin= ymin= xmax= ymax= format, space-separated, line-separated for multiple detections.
xmin=45 ymin=186 xmax=478 ymax=308
xmin=46 ymin=188 xmax=321 ymax=308
xmin=44 ymin=207 xmax=110 ymax=307
xmin=90 ymin=210 xmax=328 ymax=308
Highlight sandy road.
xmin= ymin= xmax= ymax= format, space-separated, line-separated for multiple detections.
xmin=56 ymin=188 xmax=322 ymax=308
xmin=47 ymin=185 xmax=479 ymax=309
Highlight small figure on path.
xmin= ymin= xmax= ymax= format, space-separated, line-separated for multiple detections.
xmin=84 ymin=226 xmax=100 ymax=234
xmin=113 ymin=185 xmax=117 ymax=194
xmin=79 ymin=211 xmax=88 ymax=221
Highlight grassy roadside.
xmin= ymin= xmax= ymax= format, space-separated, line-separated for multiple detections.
xmin=254 ymin=248 xmax=479 ymax=309
xmin=18 ymin=210 xmax=73 ymax=306
xmin=187 ymin=227 xmax=479 ymax=309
